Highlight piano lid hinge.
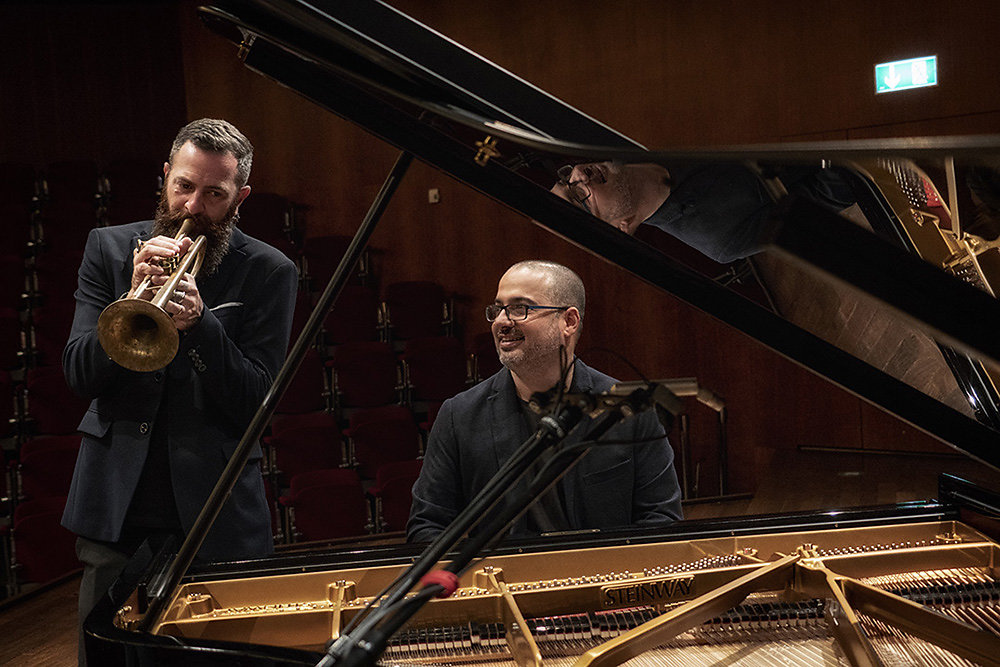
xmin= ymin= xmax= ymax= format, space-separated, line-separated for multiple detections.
xmin=116 ymin=605 xmax=139 ymax=631
xmin=237 ymin=31 xmax=257 ymax=61
xmin=474 ymin=135 xmax=501 ymax=166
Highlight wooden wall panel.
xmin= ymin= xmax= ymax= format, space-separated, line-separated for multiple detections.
xmin=392 ymin=0 xmax=1000 ymax=146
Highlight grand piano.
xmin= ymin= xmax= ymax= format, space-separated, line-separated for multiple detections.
xmin=85 ymin=1 xmax=1000 ymax=665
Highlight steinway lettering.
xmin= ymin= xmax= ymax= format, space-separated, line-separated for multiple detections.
xmin=601 ymin=576 xmax=694 ymax=608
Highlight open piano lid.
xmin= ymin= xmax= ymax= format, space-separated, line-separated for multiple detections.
xmin=196 ymin=0 xmax=1000 ymax=465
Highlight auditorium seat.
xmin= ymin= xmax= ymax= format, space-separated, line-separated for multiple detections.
xmin=279 ymin=469 xmax=369 ymax=541
xmin=37 ymin=160 xmax=103 ymax=252
xmin=418 ymin=400 xmax=444 ymax=436
xmin=322 ymin=284 xmax=383 ymax=346
xmin=301 ymin=234 xmax=369 ymax=292
xmin=274 ymin=347 xmax=330 ymax=416
xmin=101 ymin=158 xmax=161 ymax=226
xmin=286 ymin=288 xmax=315 ymax=349
xmin=328 ymin=341 xmax=400 ymax=412
xmin=382 ymin=280 xmax=451 ymax=342
xmin=0 ymin=254 xmax=27 ymax=313
xmin=0 ymin=311 xmax=23 ymax=372
xmin=4 ymin=495 xmax=79 ymax=586
xmin=0 ymin=370 xmax=15 ymax=437
xmin=22 ymin=366 xmax=89 ymax=436
xmin=27 ymin=299 xmax=77 ymax=368
xmin=343 ymin=404 xmax=421 ymax=479
xmin=265 ymin=412 xmax=344 ymax=487
xmin=235 ymin=191 xmax=300 ymax=259
xmin=261 ymin=473 xmax=284 ymax=544
xmin=40 ymin=160 xmax=102 ymax=210
xmin=368 ymin=459 xmax=422 ymax=533
xmin=15 ymin=435 xmax=81 ymax=501
xmin=0 ymin=461 xmax=11 ymax=520
xmin=469 ymin=331 xmax=502 ymax=382
xmin=400 ymin=336 xmax=468 ymax=404
xmin=31 ymin=244 xmax=83 ymax=303
xmin=0 ymin=162 xmax=39 ymax=244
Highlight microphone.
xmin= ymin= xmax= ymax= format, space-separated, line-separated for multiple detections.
xmin=608 ymin=378 xmax=725 ymax=413
xmin=529 ymin=381 xmax=684 ymax=422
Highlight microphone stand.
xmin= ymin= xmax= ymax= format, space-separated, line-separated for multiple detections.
xmin=318 ymin=384 xmax=663 ymax=667
xmin=318 ymin=394 xmax=588 ymax=667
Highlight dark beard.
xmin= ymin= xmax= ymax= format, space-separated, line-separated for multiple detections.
xmin=151 ymin=191 xmax=238 ymax=275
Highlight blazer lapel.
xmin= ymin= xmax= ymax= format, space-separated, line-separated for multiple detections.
xmin=487 ymin=368 xmax=525 ymax=471
xmin=196 ymin=226 xmax=249 ymax=307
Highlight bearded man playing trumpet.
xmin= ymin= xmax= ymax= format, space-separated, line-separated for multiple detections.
xmin=61 ymin=118 xmax=298 ymax=664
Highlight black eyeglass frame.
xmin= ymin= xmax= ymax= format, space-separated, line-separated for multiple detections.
xmin=556 ymin=164 xmax=606 ymax=207
xmin=485 ymin=304 xmax=570 ymax=322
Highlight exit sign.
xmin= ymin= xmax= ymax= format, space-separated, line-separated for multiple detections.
xmin=875 ymin=56 xmax=938 ymax=93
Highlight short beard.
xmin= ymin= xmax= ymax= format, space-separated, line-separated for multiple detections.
xmin=495 ymin=323 xmax=563 ymax=374
xmin=603 ymin=162 xmax=637 ymax=223
xmin=151 ymin=192 xmax=238 ymax=275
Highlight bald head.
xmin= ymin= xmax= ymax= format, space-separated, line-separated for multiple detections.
xmin=504 ymin=260 xmax=585 ymax=326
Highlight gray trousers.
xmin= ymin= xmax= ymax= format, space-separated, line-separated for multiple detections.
xmin=75 ymin=537 xmax=131 ymax=667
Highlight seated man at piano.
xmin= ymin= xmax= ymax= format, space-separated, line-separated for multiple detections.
xmin=552 ymin=161 xmax=856 ymax=263
xmin=407 ymin=260 xmax=683 ymax=542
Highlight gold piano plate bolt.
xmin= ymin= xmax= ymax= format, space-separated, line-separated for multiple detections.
xmin=328 ymin=580 xmax=358 ymax=603
xmin=935 ymin=531 xmax=962 ymax=544
xmin=473 ymin=136 xmax=500 ymax=166
xmin=183 ymin=592 xmax=218 ymax=617
xmin=474 ymin=565 xmax=505 ymax=590
xmin=797 ymin=543 xmax=820 ymax=559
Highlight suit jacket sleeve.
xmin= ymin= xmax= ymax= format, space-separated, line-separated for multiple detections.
xmin=407 ymin=397 xmax=463 ymax=542
xmin=63 ymin=226 xmax=131 ymax=399
xmin=631 ymin=411 xmax=684 ymax=524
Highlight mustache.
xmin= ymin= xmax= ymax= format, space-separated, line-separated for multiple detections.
xmin=496 ymin=325 xmax=524 ymax=338
xmin=152 ymin=194 xmax=236 ymax=275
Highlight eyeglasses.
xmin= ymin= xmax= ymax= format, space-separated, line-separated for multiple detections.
xmin=557 ymin=164 xmax=607 ymax=207
xmin=486 ymin=303 xmax=569 ymax=322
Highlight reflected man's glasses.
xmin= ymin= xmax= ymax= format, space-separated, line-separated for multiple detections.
xmin=486 ymin=304 xmax=569 ymax=322
xmin=557 ymin=164 xmax=607 ymax=207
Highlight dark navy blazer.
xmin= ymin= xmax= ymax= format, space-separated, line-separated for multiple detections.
xmin=407 ymin=359 xmax=683 ymax=542
xmin=62 ymin=220 xmax=297 ymax=561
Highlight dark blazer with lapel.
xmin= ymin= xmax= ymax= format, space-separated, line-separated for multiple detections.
xmin=407 ymin=359 xmax=683 ymax=542
xmin=62 ymin=220 xmax=298 ymax=561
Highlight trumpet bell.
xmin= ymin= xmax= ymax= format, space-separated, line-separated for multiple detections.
xmin=97 ymin=298 xmax=180 ymax=372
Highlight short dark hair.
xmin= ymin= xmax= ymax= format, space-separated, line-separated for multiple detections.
xmin=169 ymin=118 xmax=253 ymax=188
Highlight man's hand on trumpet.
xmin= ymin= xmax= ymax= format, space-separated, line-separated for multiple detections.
xmin=152 ymin=271 xmax=204 ymax=331
xmin=131 ymin=234 xmax=194 ymax=296
xmin=131 ymin=234 xmax=204 ymax=330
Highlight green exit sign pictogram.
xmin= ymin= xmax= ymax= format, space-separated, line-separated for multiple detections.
xmin=875 ymin=56 xmax=938 ymax=94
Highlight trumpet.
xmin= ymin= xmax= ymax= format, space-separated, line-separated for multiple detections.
xmin=97 ymin=219 xmax=207 ymax=372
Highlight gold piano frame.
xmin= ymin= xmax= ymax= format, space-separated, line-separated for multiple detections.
xmin=117 ymin=519 xmax=1000 ymax=666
